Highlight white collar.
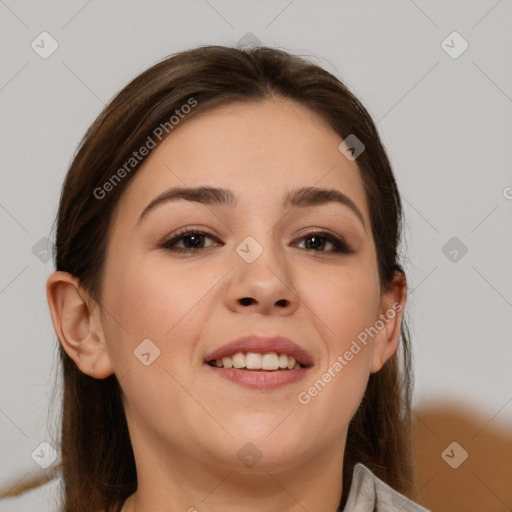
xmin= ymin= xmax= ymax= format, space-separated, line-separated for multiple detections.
xmin=343 ymin=463 xmax=430 ymax=511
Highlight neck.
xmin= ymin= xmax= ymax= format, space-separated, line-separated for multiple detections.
xmin=122 ymin=435 xmax=346 ymax=512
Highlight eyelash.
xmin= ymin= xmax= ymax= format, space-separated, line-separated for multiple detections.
xmin=160 ymin=227 xmax=354 ymax=255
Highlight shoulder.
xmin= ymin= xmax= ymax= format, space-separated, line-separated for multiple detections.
xmin=0 ymin=476 xmax=62 ymax=512
xmin=343 ymin=463 xmax=430 ymax=512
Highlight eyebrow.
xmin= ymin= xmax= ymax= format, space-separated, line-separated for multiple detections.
xmin=136 ymin=185 xmax=366 ymax=230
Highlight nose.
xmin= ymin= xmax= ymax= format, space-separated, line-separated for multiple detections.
xmin=224 ymin=242 xmax=299 ymax=316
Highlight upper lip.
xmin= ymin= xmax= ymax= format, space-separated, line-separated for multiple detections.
xmin=204 ymin=335 xmax=314 ymax=367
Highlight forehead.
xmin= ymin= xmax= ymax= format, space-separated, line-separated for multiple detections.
xmin=112 ymin=97 xmax=370 ymax=228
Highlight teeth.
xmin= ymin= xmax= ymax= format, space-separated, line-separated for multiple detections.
xmin=232 ymin=353 xmax=245 ymax=369
xmin=246 ymin=353 xmax=262 ymax=370
xmin=222 ymin=356 xmax=233 ymax=368
xmin=261 ymin=353 xmax=279 ymax=370
xmin=212 ymin=352 xmax=304 ymax=370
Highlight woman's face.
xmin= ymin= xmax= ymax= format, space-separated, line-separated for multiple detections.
xmin=95 ymin=98 xmax=401 ymax=476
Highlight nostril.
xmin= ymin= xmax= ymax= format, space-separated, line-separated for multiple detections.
xmin=275 ymin=299 xmax=288 ymax=307
xmin=239 ymin=297 xmax=255 ymax=306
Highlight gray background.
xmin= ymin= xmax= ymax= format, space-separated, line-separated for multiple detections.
xmin=1 ymin=0 xmax=511 ymax=507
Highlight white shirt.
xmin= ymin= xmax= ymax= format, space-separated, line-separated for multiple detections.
xmin=0 ymin=464 xmax=429 ymax=511
xmin=344 ymin=463 xmax=430 ymax=511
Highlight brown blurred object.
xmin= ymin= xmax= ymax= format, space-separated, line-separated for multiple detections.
xmin=412 ymin=401 xmax=512 ymax=511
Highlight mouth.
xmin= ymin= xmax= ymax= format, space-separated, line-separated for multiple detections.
xmin=206 ymin=352 xmax=306 ymax=370
xmin=203 ymin=335 xmax=313 ymax=390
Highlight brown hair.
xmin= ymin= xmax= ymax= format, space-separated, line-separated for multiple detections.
xmin=2 ymin=45 xmax=413 ymax=510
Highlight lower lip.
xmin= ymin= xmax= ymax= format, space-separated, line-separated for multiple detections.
xmin=204 ymin=364 xmax=309 ymax=390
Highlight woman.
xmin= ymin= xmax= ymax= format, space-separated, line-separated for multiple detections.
xmin=4 ymin=45 xmax=428 ymax=511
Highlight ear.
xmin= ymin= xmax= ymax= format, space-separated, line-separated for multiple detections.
xmin=46 ymin=271 xmax=114 ymax=379
xmin=370 ymin=270 xmax=407 ymax=374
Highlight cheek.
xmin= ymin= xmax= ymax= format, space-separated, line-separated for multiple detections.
xmin=296 ymin=273 xmax=377 ymax=442
xmin=293 ymin=258 xmax=380 ymax=430
xmin=105 ymin=254 xmax=215 ymax=332
xmin=101 ymin=251 xmax=226 ymax=378
xmin=100 ymin=258 xmax=217 ymax=415
xmin=300 ymin=258 xmax=380 ymax=357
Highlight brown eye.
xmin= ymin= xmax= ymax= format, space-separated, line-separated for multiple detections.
xmin=161 ymin=229 xmax=222 ymax=253
xmin=296 ymin=232 xmax=353 ymax=254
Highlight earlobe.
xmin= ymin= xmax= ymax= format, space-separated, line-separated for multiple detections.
xmin=370 ymin=271 xmax=407 ymax=374
xmin=46 ymin=271 xmax=114 ymax=379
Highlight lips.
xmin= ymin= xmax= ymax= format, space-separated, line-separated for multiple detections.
xmin=204 ymin=334 xmax=314 ymax=368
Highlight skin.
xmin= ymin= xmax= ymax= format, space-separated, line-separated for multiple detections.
xmin=46 ymin=97 xmax=406 ymax=512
